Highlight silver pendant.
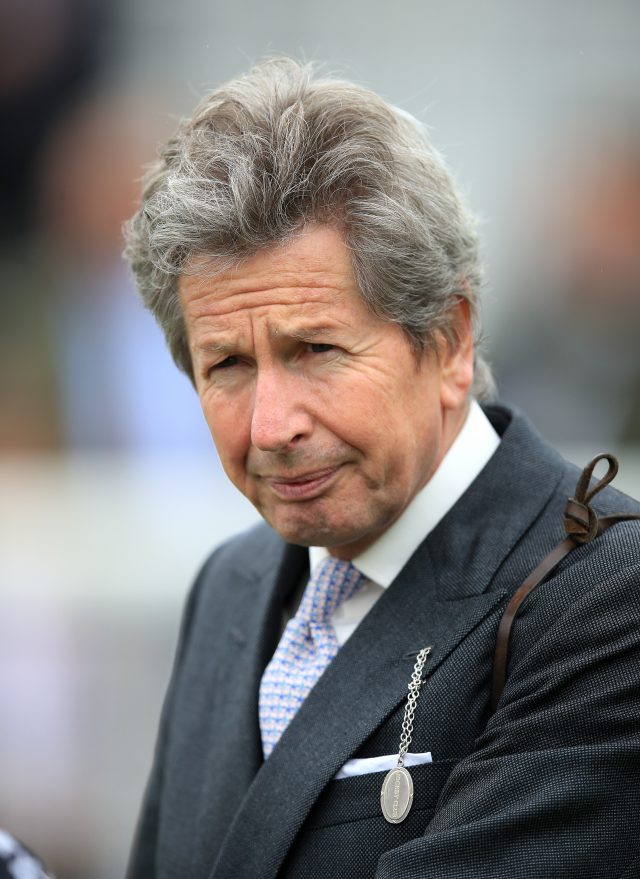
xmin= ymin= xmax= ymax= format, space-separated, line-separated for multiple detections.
xmin=380 ymin=766 xmax=413 ymax=823
xmin=381 ymin=646 xmax=430 ymax=825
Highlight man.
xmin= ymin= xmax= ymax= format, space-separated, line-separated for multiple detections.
xmin=124 ymin=59 xmax=640 ymax=878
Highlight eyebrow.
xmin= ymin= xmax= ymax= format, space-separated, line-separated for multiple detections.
xmin=285 ymin=326 xmax=334 ymax=341
xmin=194 ymin=341 xmax=234 ymax=359
xmin=195 ymin=326 xmax=336 ymax=356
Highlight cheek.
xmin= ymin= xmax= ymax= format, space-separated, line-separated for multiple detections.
xmin=201 ymin=398 xmax=251 ymax=471
xmin=319 ymin=378 xmax=389 ymax=439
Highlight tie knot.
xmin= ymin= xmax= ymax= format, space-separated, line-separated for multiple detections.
xmin=301 ymin=556 xmax=364 ymax=624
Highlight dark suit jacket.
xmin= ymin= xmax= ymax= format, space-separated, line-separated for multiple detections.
xmin=127 ymin=405 xmax=640 ymax=878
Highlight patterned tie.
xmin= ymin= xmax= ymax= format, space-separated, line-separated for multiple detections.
xmin=259 ymin=556 xmax=365 ymax=758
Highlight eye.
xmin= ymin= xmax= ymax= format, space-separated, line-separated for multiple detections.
xmin=208 ymin=355 xmax=239 ymax=375
xmin=217 ymin=356 xmax=239 ymax=368
xmin=307 ymin=342 xmax=335 ymax=354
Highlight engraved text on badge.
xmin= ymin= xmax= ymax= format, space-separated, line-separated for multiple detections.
xmin=380 ymin=766 xmax=413 ymax=824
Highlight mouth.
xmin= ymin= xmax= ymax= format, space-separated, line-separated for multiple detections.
xmin=264 ymin=465 xmax=342 ymax=500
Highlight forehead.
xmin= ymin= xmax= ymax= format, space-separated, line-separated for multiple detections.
xmin=178 ymin=225 xmax=359 ymax=321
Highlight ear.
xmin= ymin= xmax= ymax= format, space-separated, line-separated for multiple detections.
xmin=438 ymin=297 xmax=474 ymax=411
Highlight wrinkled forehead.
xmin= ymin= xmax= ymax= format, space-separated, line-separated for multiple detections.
xmin=178 ymin=223 xmax=357 ymax=300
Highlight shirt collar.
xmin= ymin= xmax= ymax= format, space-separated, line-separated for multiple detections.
xmin=309 ymin=400 xmax=500 ymax=587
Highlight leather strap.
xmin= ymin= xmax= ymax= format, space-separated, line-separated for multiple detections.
xmin=490 ymin=453 xmax=640 ymax=714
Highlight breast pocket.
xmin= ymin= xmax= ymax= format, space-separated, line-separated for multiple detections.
xmin=282 ymin=761 xmax=458 ymax=879
xmin=306 ymin=759 xmax=456 ymax=829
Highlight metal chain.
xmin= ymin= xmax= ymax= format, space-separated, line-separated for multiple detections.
xmin=397 ymin=646 xmax=431 ymax=767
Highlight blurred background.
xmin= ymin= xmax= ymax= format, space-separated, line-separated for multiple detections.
xmin=1 ymin=1 xmax=640 ymax=875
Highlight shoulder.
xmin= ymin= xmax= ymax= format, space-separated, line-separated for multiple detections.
xmin=199 ymin=520 xmax=286 ymax=580
xmin=486 ymin=405 xmax=640 ymax=665
xmin=485 ymin=402 xmax=640 ymax=557
xmin=558 ymin=450 xmax=640 ymax=574
xmin=188 ymin=521 xmax=287 ymax=608
xmin=165 ymin=523 xmax=288 ymax=652
xmin=504 ymin=460 xmax=640 ymax=688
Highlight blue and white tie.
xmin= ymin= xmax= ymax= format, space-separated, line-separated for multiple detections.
xmin=259 ymin=556 xmax=365 ymax=758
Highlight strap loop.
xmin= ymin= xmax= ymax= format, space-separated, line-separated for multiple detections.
xmin=573 ymin=452 xmax=618 ymax=505
xmin=563 ymin=453 xmax=619 ymax=544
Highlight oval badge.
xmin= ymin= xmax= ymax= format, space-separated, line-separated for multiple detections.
xmin=380 ymin=766 xmax=413 ymax=824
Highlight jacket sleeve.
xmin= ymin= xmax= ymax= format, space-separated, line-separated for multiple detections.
xmin=125 ymin=555 xmax=212 ymax=879
xmin=376 ymin=555 xmax=640 ymax=879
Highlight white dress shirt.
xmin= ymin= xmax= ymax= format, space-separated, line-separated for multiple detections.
xmin=309 ymin=400 xmax=500 ymax=645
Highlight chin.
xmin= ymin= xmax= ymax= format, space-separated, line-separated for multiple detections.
xmin=273 ymin=515 xmax=375 ymax=556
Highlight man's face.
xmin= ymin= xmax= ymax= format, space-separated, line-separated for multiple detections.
xmin=180 ymin=225 xmax=472 ymax=558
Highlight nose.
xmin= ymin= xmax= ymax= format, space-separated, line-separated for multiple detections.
xmin=250 ymin=366 xmax=313 ymax=452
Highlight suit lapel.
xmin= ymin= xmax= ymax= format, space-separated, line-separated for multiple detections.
xmin=209 ymin=408 xmax=567 ymax=879
xmin=190 ymin=535 xmax=308 ymax=850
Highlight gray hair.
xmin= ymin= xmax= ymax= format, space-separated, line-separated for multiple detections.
xmin=124 ymin=58 xmax=494 ymax=398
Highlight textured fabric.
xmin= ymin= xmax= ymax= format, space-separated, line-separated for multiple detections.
xmin=259 ymin=557 xmax=364 ymax=757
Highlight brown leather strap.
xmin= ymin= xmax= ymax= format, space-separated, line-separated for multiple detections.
xmin=490 ymin=453 xmax=640 ymax=714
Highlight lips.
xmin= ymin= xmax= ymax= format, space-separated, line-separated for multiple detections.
xmin=264 ymin=465 xmax=342 ymax=500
